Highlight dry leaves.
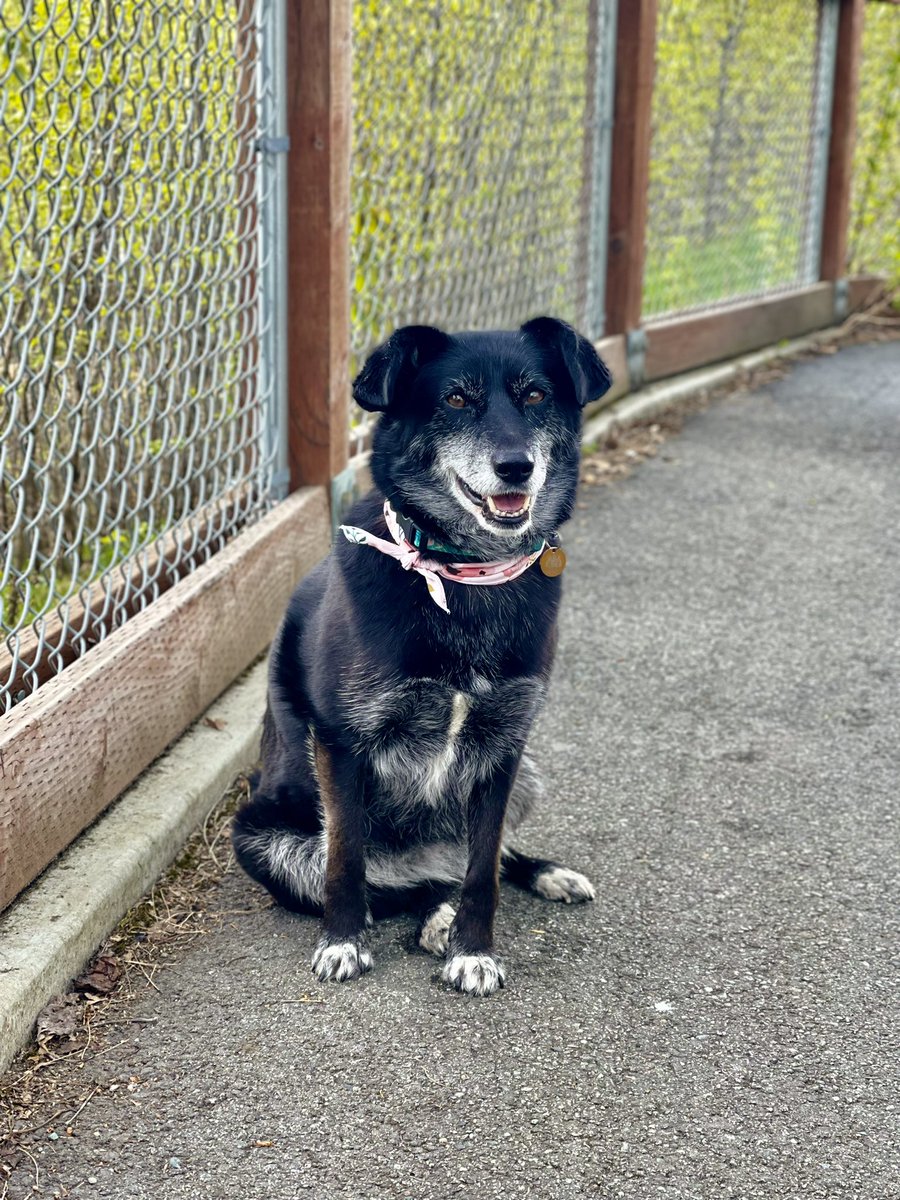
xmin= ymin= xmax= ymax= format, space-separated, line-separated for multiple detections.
xmin=34 ymin=996 xmax=81 ymax=1043
xmin=73 ymin=955 xmax=121 ymax=997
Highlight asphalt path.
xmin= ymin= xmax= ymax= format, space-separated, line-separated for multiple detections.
xmin=7 ymin=341 xmax=899 ymax=1199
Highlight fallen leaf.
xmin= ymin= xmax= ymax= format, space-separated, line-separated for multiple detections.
xmin=203 ymin=717 xmax=227 ymax=731
xmin=252 ymin=1140 xmax=273 ymax=1148
xmin=36 ymin=993 xmax=82 ymax=1040
xmin=74 ymin=954 xmax=121 ymax=995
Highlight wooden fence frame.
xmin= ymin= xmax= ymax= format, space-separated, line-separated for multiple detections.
xmin=0 ymin=0 xmax=888 ymax=914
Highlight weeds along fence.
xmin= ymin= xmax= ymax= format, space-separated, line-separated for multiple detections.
xmin=0 ymin=0 xmax=896 ymax=911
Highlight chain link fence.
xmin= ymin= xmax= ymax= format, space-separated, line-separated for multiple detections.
xmin=643 ymin=0 xmax=838 ymax=320
xmin=2 ymin=0 xmax=893 ymax=713
xmin=0 ymin=0 xmax=280 ymax=712
xmin=349 ymin=0 xmax=617 ymax=446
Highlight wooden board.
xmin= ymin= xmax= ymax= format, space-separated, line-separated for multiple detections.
xmin=604 ymin=0 xmax=658 ymax=334
xmin=643 ymin=285 xmax=835 ymax=382
xmin=846 ymin=274 xmax=887 ymax=312
xmin=286 ymin=0 xmax=352 ymax=488
xmin=584 ymin=334 xmax=629 ymax=420
xmin=820 ymin=0 xmax=865 ymax=281
xmin=0 ymin=487 xmax=330 ymax=913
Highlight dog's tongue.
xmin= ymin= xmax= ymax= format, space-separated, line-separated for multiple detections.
xmin=490 ymin=493 xmax=527 ymax=513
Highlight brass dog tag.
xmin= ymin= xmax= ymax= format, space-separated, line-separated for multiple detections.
xmin=539 ymin=546 xmax=567 ymax=577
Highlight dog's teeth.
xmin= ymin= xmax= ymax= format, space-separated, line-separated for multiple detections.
xmin=486 ymin=494 xmax=532 ymax=518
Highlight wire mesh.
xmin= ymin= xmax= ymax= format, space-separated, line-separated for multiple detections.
xmin=350 ymin=0 xmax=616 ymax=446
xmin=848 ymin=2 xmax=899 ymax=280
xmin=0 ymin=0 xmax=277 ymax=712
xmin=643 ymin=0 xmax=835 ymax=321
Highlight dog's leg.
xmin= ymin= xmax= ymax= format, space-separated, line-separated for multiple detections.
xmin=442 ymin=756 xmax=517 ymax=996
xmin=310 ymin=739 xmax=373 ymax=983
xmin=416 ymin=883 xmax=457 ymax=958
xmin=501 ymin=847 xmax=596 ymax=904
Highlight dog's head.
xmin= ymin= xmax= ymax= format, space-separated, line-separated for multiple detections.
xmin=356 ymin=318 xmax=611 ymax=555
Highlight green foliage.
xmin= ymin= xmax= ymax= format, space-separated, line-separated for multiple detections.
xmin=0 ymin=0 xmax=260 ymax=659
xmin=849 ymin=4 xmax=899 ymax=283
xmin=645 ymin=0 xmax=823 ymax=317
xmin=351 ymin=0 xmax=591 ymax=372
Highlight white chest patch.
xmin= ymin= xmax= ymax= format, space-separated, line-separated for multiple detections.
xmin=422 ymin=691 xmax=470 ymax=802
xmin=370 ymin=687 xmax=473 ymax=806
xmin=448 ymin=691 xmax=470 ymax=738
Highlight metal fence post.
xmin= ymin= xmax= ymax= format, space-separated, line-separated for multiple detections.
xmin=259 ymin=0 xmax=290 ymax=501
xmin=802 ymin=0 xmax=842 ymax=288
xmin=583 ymin=0 xmax=618 ymax=343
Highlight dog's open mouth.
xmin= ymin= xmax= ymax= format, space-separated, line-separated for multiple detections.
xmin=457 ymin=477 xmax=533 ymax=524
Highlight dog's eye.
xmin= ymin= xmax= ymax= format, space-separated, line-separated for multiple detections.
xmin=525 ymin=389 xmax=546 ymax=406
xmin=446 ymin=393 xmax=467 ymax=409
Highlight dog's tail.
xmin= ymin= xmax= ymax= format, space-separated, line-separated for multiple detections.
xmin=231 ymin=793 xmax=326 ymax=915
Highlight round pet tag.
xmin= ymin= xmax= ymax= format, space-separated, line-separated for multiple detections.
xmin=539 ymin=546 xmax=567 ymax=577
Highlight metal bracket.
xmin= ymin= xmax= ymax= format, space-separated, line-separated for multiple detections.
xmin=256 ymin=136 xmax=291 ymax=154
xmin=330 ymin=464 xmax=361 ymax=540
xmin=833 ymin=278 xmax=849 ymax=324
xmin=626 ymin=328 xmax=647 ymax=391
xmin=269 ymin=467 xmax=290 ymax=503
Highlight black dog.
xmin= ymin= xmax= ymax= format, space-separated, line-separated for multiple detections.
xmin=232 ymin=317 xmax=612 ymax=995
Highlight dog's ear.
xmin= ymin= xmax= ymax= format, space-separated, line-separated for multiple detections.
xmin=353 ymin=325 xmax=450 ymax=413
xmin=521 ymin=316 xmax=612 ymax=407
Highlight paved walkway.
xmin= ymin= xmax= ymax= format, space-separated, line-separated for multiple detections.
xmin=6 ymin=341 xmax=899 ymax=1199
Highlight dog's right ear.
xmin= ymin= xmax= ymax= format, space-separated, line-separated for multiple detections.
xmin=352 ymin=325 xmax=450 ymax=413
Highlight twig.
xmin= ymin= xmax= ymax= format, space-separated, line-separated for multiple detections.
xmin=17 ymin=1144 xmax=39 ymax=1191
xmin=202 ymin=809 xmax=224 ymax=872
xmin=65 ymin=1087 xmax=101 ymax=1130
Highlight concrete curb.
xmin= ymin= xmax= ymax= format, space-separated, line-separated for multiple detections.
xmin=0 ymin=659 xmax=268 ymax=1073
xmin=582 ymin=329 xmax=832 ymax=448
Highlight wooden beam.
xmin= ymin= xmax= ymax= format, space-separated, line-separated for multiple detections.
xmin=643 ymin=285 xmax=835 ymax=382
xmin=846 ymin=272 xmax=887 ymax=311
xmin=604 ymin=0 xmax=658 ymax=335
xmin=0 ymin=487 xmax=329 ymax=913
xmin=583 ymin=335 xmax=629 ymax=419
xmin=285 ymin=0 xmax=351 ymax=489
xmin=820 ymin=0 xmax=866 ymax=280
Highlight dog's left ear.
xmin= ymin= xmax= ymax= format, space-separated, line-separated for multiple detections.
xmin=521 ymin=316 xmax=612 ymax=407
xmin=353 ymin=325 xmax=450 ymax=412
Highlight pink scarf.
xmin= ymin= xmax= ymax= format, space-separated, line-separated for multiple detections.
xmin=340 ymin=501 xmax=545 ymax=614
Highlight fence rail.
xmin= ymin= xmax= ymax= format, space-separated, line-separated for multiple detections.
xmin=1 ymin=0 xmax=896 ymax=912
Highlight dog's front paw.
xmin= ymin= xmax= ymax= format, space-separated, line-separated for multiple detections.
xmin=418 ymin=902 xmax=456 ymax=957
xmin=533 ymin=865 xmax=596 ymax=904
xmin=442 ymin=953 xmax=506 ymax=996
xmin=311 ymin=936 xmax=373 ymax=983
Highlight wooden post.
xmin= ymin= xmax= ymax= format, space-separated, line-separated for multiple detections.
xmin=285 ymin=0 xmax=351 ymax=489
xmin=604 ymin=0 xmax=658 ymax=335
xmin=820 ymin=0 xmax=865 ymax=280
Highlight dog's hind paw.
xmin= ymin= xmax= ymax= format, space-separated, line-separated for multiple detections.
xmin=442 ymin=953 xmax=506 ymax=996
xmin=311 ymin=937 xmax=373 ymax=983
xmin=533 ymin=866 xmax=595 ymax=904
xmin=418 ymin=902 xmax=456 ymax=957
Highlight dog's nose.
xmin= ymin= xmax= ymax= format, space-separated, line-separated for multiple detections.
xmin=493 ymin=452 xmax=534 ymax=484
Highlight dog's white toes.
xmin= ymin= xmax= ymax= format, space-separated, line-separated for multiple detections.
xmin=418 ymin=902 xmax=456 ymax=957
xmin=442 ymin=953 xmax=506 ymax=996
xmin=311 ymin=938 xmax=373 ymax=983
xmin=533 ymin=866 xmax=596 ymax=904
